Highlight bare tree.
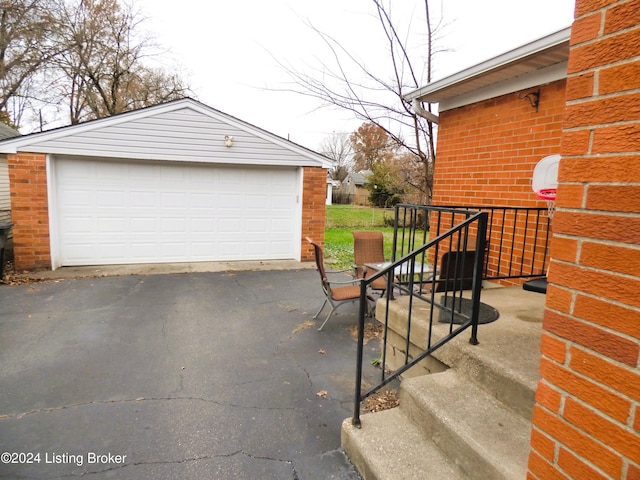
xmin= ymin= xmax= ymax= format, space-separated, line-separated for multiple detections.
xmin=276 ymin=0 xmax=444 ymax=204
xmin=0 ymin=0 xmax=58 ymax=127
xmin=52 ymin=0 xmax=191 ymax=124
xmin=319 ymin=131 xmax=352 ymax=181
xmin=0 ymin=0 xmax=192 ymax=130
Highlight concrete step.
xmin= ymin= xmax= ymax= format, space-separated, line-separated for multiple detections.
xmin=379 ymin=286 xmax=543 ymax=420
xmin=341 ymin=408 xmax=467 ymax=480
xmin=344 ymin=286 xmax=544 ymax=479
xmin=400 ymin=370 xmax=532 ymax=480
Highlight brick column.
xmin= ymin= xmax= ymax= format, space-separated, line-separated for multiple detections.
xmin=527 ymin=1 xmax=640 ymax=479
xmin=301 ymin=166 xmax=327 ymax=261
xmin=8 ymin=152 xmax=51 ymax=270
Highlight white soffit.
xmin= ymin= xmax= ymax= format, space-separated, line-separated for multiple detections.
xmin=406 ymin=26 xmax=571 ymax=111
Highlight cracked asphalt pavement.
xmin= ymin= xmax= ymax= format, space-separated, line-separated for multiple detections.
xmin=0 ymin=269 xmax=381 ymax=479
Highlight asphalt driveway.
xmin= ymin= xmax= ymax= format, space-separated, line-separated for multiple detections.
xmin=0 ymin=269 xmax=380 ymax=479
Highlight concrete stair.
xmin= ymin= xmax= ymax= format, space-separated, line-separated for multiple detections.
xmin=342 ymin=286 xmax=546 ymax=480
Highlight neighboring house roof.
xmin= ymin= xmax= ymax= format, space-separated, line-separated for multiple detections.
xmin=349 ymin=171 xmax=371 ymax=186
xmin=0 ymin=98 xmax=332 ymax=168
xmin=405 ymin=26 xmax=571 ymax=112
xmin=0 ymin=123 xmax=20 ymax=140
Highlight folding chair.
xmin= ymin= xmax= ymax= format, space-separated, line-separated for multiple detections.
xmin=306 ymin=237 xmax=371 ymax=331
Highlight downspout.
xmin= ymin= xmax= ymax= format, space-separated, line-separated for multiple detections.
xmin=412 ymin=99 xmax=439 ymax=124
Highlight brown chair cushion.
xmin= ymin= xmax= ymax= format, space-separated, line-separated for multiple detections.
xmin=331 ymin=285 xmax=362 ymax=301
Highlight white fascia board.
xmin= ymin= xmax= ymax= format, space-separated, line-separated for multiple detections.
xmin=405 ymin=26 xmax=572 ymax=103
xmin=439 ymin=61 xmax=568 ymax=111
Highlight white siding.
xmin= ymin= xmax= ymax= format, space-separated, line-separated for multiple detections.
xmin=0 ymin=156 xmax=9 ymax=223
xmin=12 ymin=105 xmax=323 ymax=167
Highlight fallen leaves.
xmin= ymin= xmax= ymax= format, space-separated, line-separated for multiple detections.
xmin=292 ymin=320 xmax=315 ymax=333
xmin=363 ymin=389 xmax=399 ymax=413
xmin=349 ymin=322 xmax=384 ymax=345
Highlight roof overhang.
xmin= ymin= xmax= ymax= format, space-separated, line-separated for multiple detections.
xmin=405 ymin=26 xmax=571 ymax=112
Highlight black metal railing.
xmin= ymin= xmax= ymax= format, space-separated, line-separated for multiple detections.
xmin=393 ymin=205 xmax=551 ymax=282
xmin=352 ymin=206 xmax=488 ymax=426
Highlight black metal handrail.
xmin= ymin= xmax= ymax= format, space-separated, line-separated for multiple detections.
xmin=352 ymin=206 xmax=488 ymax=426
xmin=393 ymin=204 xmax=551 ymax=282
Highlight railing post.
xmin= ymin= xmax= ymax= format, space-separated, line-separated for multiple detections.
xmin=352 ymin=279 xmax=369 ymax=428
xmin=469 ymin=212 xmax=488 ymax=345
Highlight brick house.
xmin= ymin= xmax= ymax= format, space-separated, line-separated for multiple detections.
xmin=408 ymin=2 xmax=639 ymax=477
xmin=0 ymin=98 xmax=329 ymax=271
xmin=407 ymin=27 xmax=570 ymax=284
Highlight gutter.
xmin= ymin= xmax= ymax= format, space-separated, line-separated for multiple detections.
xmin=412 ymin=99 xmax=439 ymax=124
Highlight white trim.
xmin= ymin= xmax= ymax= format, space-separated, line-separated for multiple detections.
xmin=46 ymin=154 xmax=60 ymax=270
xmin=404 ymin=26 xmax=571 ymax=107
xmin=295 ymin=167 xmax=304 ymax=261
xmin=439 ymin=61 xmax=568 ymax=111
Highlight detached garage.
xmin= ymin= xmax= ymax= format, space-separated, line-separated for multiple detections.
xmin=0 ymin=98 xmax=330 ymax=271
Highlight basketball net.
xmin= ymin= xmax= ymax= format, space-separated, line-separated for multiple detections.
xmin=536 ymin=188 xmax=556 ymax=220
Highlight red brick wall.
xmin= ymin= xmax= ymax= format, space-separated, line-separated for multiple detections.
xmin=528 ymin=1 xmax=640 ymax=479
xmin=433 ymin=80 xmax=566 ymax=207
xmin=8 ymin=152 xmax=51 ymax=270
xmin=431 ymin=80 xmax=566 ymax=282
xmin=301 ymin=166 xmax=327 ymax=261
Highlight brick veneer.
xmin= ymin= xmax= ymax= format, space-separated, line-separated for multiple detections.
xmin=527 ymin=1 xmax=640 ymax=478
xmin=433 ymin=80 xmax=566 ymax=207
xmin=431 ymin=80 xmax=566 ymax=283
xmin=301 ymin=166 xmax=327 ymax=261
xmin=8 ymin=152 xmax=51 ymax=270
xmin=7 ymin=155 xmax=325 ymax=270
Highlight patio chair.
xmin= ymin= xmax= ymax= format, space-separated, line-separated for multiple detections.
xmin=306 ymin=237 xmax=371 ymax=331
xmin=352 ymin=230 xmax=388 ymax=297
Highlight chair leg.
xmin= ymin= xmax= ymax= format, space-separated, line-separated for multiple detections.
xmin=313 ymin=298 xmax=328 ymax=320
xmin=317 ymin=305 xmax=338 ymax=331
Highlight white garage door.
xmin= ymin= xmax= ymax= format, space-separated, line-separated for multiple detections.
xmin=54 ymin=157 xmax=300 ymax=266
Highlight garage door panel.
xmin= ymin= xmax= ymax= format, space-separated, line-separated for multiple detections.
xmin=131 ymin=218 xmax=157 ymax=233
xmin=191 ymin=193 xmax=215 ymax=208
xmin=100 ymin=243 xmax=128 ymax=260
xmin=55 ymin=158 xmax=299 ymax=266
xmin=63 ymin=216 xmax=95 ymax=233
xmin=59 ymin=188 xmax=93 ymax=208
xmin=191 ymin=218 xmax=216 ymax=233
xmin=98 ymin=217 xmax=126 ymax=233
xmin=131 ymin=242 xmax=160 ymax=258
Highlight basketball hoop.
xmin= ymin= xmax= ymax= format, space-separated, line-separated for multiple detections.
xmin=536 ymin=188 xmax=556 ymax=219
xmin=532 ymin=155 xmax=560 ymax=220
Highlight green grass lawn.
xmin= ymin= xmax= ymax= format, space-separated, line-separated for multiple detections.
xmin=324 ymin=205 xmax=395 ymax=268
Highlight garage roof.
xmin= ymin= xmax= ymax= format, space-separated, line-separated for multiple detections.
xmin=405 ymin=27 xmax=571 ymax=112
xmin=0 ymin=98 xmax=332 ymax=168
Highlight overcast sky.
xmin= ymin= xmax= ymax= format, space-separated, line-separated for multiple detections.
xmin=135 ymin=0 xmax=576 ymax=151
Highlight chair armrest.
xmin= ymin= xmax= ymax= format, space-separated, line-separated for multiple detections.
xmin=351 ymin=263 xmax=368 ymax=278
xmin=326 ymin=277 xmax=364 ymax=286
xmin=326 ymin=267 xmax=353 ymax=275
